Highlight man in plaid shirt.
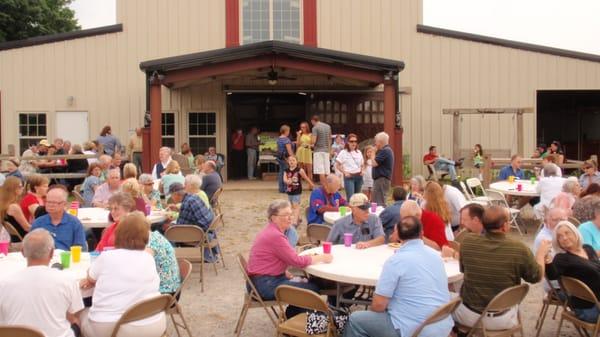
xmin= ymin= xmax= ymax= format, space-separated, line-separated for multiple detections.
xmin=169 ymin=183 xmax=214 ymax=230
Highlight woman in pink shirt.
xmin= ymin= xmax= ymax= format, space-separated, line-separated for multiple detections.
xmin=246 ymin=199 xmax=332 ymax=317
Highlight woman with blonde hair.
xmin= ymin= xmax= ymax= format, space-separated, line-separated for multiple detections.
xmin=0 ymin=177 xmax=29 ymax=241
xmin=423 ymin=181 xmax=454 ymax=240
xmin=546 ymin=221 xmax=600 ymax=323
xmin=194 ymin=154 xmax=206 ymax=176
xmin=122 ymin=162 xmax=138 ymax=180
xmin=160 ymin=160 xmax=184 ymax=198
xmin=121 ymin=178 xmax=147 ymax=213
xmin=361 ymin=145 xmax=375 ymax=200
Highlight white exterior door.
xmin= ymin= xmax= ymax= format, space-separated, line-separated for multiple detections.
xmin=55 ymin=111 xmax=89 ymax=145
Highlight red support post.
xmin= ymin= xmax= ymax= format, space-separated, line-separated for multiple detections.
xmin=384 ymin=80 xmax=403 ymax=185
xmin=149 ymin=81 xmax=162 ymax=171
xmin=225 ymin=0 xmax=240 ymax=47
xmin=303 ymin=0 xmax=317 ymax=47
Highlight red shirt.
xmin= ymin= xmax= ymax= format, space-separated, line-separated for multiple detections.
xmin=423 ymin=153 xmax=438 ymax=164
xmin=20 ymin=193 xmax=43 ymax=222
xmin=96 ymin=222 xmax=118 ymax=252
xmin=232 ymin=132 xmax=245 ymax=151
xmin=421 ymin=209 xmax=449 ymax=248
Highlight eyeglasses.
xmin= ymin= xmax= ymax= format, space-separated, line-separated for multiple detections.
xmin=274 ymin=213 xmax=293 ymax=218
xmin=46 ymin=200 xmax=65 ymax=206
xmin=348 ymin=140 xmax=358 ymax=143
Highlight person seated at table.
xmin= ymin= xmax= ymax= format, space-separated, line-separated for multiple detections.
xmin=121 ymin=179 xmax=147 ymax=213
xmin=204 ymin=146 xmax=225 ymax=174
xmin=442 ymin=183 xmax=467 ymax=231
xmin=96 ymin=193 xmax=135 ymax=252
xmin=92 ymin=168 xmax=121 ymax=208
xmin=200 ymin=160 xmax=222 ymax=201
xmin=534 ymin=164 xmax=566 ymax=218
xmin=143 ymin=214 xmax=182 ymax=295
xmin=423 ymin=181 xmax=456 ymax=240
xmin=5 ymin=157 xmax=24 ymax=182
xmin=453 ymin=203 xmax=485 ymax=244
xmin=64 ymin=144 xmax=89 ymax=190
xmin=0 ymin=229 xmax=85 ymax=337
xmin=81 ymin=163 xmax=103 ymax=207
xmin=343 ymin=216 xmax=453 ymax=337
xmin=122 ymin=162 xmax=138 ymax=180
xmin=20 ymin=173 xmax=49 ymax=222
xmin=535 ymin=154 xmax=563 ymax=178
xmin=548 ymin=140 xmax=565 ymax=164
xmin=152 ymin=146 xmax=176 ymax=180
xmin=246 ymin=199 xmax=332 ymax=317
xmin=193 ymin=154 xmax=206 ymax=176
xmin=453 ymin=205 xmax=549 ymax=330
xmin=160 ymin=160 xmax=185 ymax=200
xmin=533 ymin=208 xmax=569 ymax=292
xmin=422 ymin=145 xmax=462 ymax=182
xmin=578 ymin=200 xmax=600 ymax=254
xmin=307 ymin=174 xmax=347 ymax=224
xmin=327 ymin=193 xmax=385 ymax=249
xmin=397 ymin=200 xmax=448 ymax=251
xmin=0 ymin=177 xmax=30 ymax=241
xmin=183 ymin=174 xmax=211 ymax=209
xmin=551 ymin=179 xmax=581 ymax=211
xmin=379 ymin=186 xmax=406 ymax=241
xmin=546 ymin=221 xmax=600 ymax=323
xmin=80 ymin=212 xmax=166 ymax=337
xmin=580 ymin=160 xmax=600 ymax=191
xmin=407 ymin=175 xmax=426 ymax=206
xmin=97 ymin=154 xmax=112 ymax=182
xmin=168 ymin=183 xmax=213 ymax=231
xmin=31 ymin=186 xmax=88 ymax=251
xmin=139 ymin=173 xmax=162 ymax=210
xmin=497 ymin=154 xmax=524 ymax=181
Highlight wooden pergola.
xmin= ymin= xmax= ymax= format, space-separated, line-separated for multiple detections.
xmin=140 ymin=41 xmax=405 ymax=184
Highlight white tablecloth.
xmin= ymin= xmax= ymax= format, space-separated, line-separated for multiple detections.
xmin=323 ymin=206 xmax=384 ymax=224
xmin=0 ymin=251 xmax=93 ymax=297
xmin=489 ymin=180 xmax=540 ymax=197
xmin=77 ymin=208 xmax=167 ymax=229
xmin=300 ymin=244 xmax=462 ymax=286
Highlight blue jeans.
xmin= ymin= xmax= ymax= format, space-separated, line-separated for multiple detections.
xmin=285 ymin=226 xmax=299 ymax=247
xmin=247 ymin=148 xmax=257 ymax=179
xmin=251 ymin=274 xmax=320 ymax=317
xmin=344 ymin=311 xmax=400 ymax=337
xmin=277 ymin=158 xmax=288 ymax=193
xmin=435 ymin=158 xmax=458 ymax=181
xmin=344 ymin=175 xmax=364 ymax=200
xmin=574 ymin=306 xmax=600 ymax=323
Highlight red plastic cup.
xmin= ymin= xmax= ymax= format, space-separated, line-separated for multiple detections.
xmin=0 ymin=241 xmax=9 ymax=255
xmin=322 ymin=241 xmax=332 ymax=254
xmin=517 ymin=183 xmax=523 ymax=192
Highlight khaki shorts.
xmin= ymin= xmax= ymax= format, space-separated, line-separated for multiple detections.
xmin=313 ymin=152 xmax=331 ymax=175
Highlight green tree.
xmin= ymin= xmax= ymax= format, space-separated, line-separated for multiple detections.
xmin=0 ymin=0 xmax=80 ymax=43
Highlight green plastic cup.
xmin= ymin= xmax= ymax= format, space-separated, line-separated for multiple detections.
xmin=60 ymin=251 xmax=71 ymax=268
xmin=339 ymin=206 xmax=347 ymax=216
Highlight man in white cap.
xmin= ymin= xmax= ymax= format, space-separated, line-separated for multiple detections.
xmin=326 ymin=193 xmax=385 ymax=249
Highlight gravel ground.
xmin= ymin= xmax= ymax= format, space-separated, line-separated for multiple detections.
xmin=172 ymin=185 xmax=580 ymax=337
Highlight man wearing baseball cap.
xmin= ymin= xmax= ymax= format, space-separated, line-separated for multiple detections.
xmin=326 ymin=193 xmax=384 ymax=249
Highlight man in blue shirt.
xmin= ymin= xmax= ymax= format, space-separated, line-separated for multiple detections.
xmin=379 ymin=187 xmax=406 ymax=241
xmin=344 ymin=216 xmax=453 ymax=337
xmin=326 ymin=193 xmax=385 ymax=248
xmin=169 ymin=183 xmax=214 ymax=230
xmin=31 ymin=187 xmax=87 ymax=251
xmin=371 ymin=132 xmax=395 ymax=207
xmin=497 ymin=155 xmax=524 ymax=181
xmin=308 ymin=174 xmax=346 ymax=224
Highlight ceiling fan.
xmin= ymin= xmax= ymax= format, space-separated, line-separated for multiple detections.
xmin=253 ymin=66 xmax=297 ymax=85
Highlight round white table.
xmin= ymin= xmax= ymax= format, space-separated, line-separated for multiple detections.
xmin=489 ymin=180 xmax=540 ymax=197
xmin=77 ymin=208 xmax=168 ymax=229
xmin=0 ymin=251 xmax=93 ymax=297
xmin=300 ymin=244 xmax=462 ymax=286
xmin=323 ymin=206 xmax=384 ymax=224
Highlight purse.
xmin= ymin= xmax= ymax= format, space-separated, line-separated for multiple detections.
xmin=305 ymin=307 xmax=349 ymax=335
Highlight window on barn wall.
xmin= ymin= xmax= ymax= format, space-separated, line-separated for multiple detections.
xmin=161 ymin=112 xmax=176 ymax=150
xmin=188 ymin=112 xmax=217 ymax=155
xmin=18 ymin=112 xmax=47 ymax=154
xmin=242 ymin=0 xmax=301 ymax=44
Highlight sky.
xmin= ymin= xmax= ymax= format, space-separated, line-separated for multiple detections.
xmin=69 ymin=0 xmax=600 ymax=55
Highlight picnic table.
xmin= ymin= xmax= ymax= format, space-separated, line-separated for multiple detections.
xmin=489 ymin=180 xmax=540 ymax=197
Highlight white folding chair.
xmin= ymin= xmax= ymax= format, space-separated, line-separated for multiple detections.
xmin=485 ymin=189 xmax=524 ymax=235
xmin=427 ymin=164 xmax=448 ymax=182
xmin=465 ymin=177 xmax=492 ymax=203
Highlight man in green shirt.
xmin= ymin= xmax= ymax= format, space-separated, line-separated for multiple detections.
xmin=453 ymin=205 xmax=551 ymax=330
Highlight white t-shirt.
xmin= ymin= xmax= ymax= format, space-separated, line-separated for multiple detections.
xmin=443 ymin=185 xmax=467 ymax=227
xmin=89 ymin=249 xmax=162 ymax=325
xmin=0 ymin=266 xmax=84 ymax=337
xmin=335 ymin=149 xmax=364 ymax=174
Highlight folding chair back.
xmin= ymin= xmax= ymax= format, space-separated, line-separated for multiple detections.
xmin=3 ymin=221 xmax=23 ymax=242
xmin=237 ymin=254 xmax=269 ymax=304
xmin=210 ymin=188 xmax=223 ymax=208
xmin=72 ymin=190 xmax=85 ymax=204
xmin=459 ymin=181 xmax=472 ymax=200
xmin=306 ymin=224 xmax=331 ymax=244
xmin=484 ymin=189 xmax=509 ymax=207
xmin=208 ymin=213 xmax=224 ymax=233
xmin=111 ymin=294 xmax=171 ymax=337
xmin=174 ymin=259 xmax=193 ymax=300
xmin=485 ymin=283 xmax=529 ymax=313
xmin=465 ymin=178 xmax=487 ymax=197
xmin=0 ymin=325 xmax=44 ymax=337
xmin=561 ymin=276 xmax=599 ymax=306
xmin=165 ymin=225 xmax=204 ymax=246
xmin=411 ymin=297 xmax=462 ymax=337
xmin=275 ymin=285 xmax=330 ymax=315
xmin=73 ymin=184 xmax=83 ymax=193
